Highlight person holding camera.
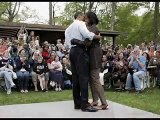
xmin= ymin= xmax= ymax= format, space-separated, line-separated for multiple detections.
xmin=125 ymin=47 xmax=147 ymax=94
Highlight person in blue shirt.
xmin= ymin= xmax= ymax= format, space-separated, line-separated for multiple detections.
xmin=125 ymin=47 xmax=146 ymax=94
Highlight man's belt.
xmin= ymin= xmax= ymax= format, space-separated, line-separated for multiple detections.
xmin=71 ymin=39 xmax=86 ymax=48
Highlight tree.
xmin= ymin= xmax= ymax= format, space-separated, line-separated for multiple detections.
xmin=2 ymin=2 xmax=21 ymax=22
xmin=114 ymin=2 xmax=143 ymax=46
xmin=111 ymin=2 xmax=116 ymax=30
xmin=52 ymin=2 xmax=57 ymax=25
xmin=0 ymin=2 xmax=9 ymax=18
xmin=153 ymin=2 xmax=159 ymax=45
xmin=49 ymin=2 xmax=52 ymax=25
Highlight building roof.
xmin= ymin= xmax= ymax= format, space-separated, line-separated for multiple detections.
xmin=0 ymin=22 xmax=122 ymax=38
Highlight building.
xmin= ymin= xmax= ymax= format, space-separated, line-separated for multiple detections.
xmin=0 ymin=22 xmax=122 ymax=48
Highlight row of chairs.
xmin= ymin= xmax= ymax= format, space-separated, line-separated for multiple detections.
xmin=100 ymin=69 xmax=158 ymax=90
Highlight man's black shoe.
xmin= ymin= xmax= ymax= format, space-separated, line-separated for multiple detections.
xmin=74 ymin=105 xmax=81 ymax=109
xmin=81 ymin=106 xmax=98 ymax=112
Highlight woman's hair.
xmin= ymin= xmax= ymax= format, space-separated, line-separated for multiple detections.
xmin=142 ymin=52 xmax=150 ymax=61
xmin=117 ymin=52 xmax=124 ymax=61
xmin=32 ymin=51 xmax=40 ymax=59
xmin=85 ymin=11 xmax=99 ymax=25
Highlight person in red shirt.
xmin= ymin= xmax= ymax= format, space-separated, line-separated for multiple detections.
xmin=47 ymin=51 xmax=56 ymax=87
xmin=42 ymin=45 xmax=50 ymax=63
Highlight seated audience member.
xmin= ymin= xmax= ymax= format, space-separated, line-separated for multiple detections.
xmin=47 ymin=51 xmax=56 ymax=87
xmin=148 ymin=50 xmax=160 ymax=86
xmin=124 ymin=44 xmax=133 ymax=59
xmin=42 ymin=45 xmax=50 ymax=63
xmin=33 ymin=56 xmax=49 ymax=92
xmin=15 ymin=55 xmax=30 ymax=93
xmin=62 ymin=57 xmax=72 ymax=89
xmin=125 ymin=47 xmax=146 ymax=94
xmin=142 ymin=52 xmax=150 ymax=68
xmin=112 ymin=52 xmax=128 ymax=90
xmin=0 ymin=39 xmax=8 ymax=56
xmin=29 ymin=51 xmax=40 ymax=91
xmin=99 ymin=55 xmax=108 ymax=85
xmin=106 ymin=48 xmax=114 ymax=61
xmin=101 ymin=55 xmax=114 ymax=88
xmin=50 ymin=55 xmax=63 ymax=91
xmin=148 ymin=46 xmax=155 ymax=59
xmin=23 ymin=43 xmax=32 ymax=60
xmin=56 ymin=44 xmax=65 ymax=60
xmin=9 ymin=41 xmax=19 ymax=61
xmin=0 ymin=52 xmax=16 ymax=94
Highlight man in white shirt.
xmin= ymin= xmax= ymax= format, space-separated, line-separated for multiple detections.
xmin=65 ymin=12 xmax=102 ymax=112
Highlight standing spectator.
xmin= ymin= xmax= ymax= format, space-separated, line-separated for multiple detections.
xmin=27 ymin=31 xmax=35 ymax=44
xmin=17 ymin=26 xmax=28 ymax=45
xmin=35 ymin=36 xmax=40 ymax=47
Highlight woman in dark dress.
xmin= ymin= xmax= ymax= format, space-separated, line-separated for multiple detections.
xmin=85 ymin=12 xmax=109 ymax=110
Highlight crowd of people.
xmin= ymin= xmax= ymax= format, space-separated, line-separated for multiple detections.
xmin=101 ymin=41 xmax=160 ymax=90
xmin=0 ymin=11 xmax=160 ymax=113
xmin=0 ymin=28 xmax=72 ymax=95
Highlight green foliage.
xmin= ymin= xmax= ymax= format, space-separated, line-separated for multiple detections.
xmin=0 ymin=2 xmax=9 ymax=19
xmin=58 ymin=2 xmax=158 ymax=48
xmin=115 ymin=3 xmax=140 ymax=45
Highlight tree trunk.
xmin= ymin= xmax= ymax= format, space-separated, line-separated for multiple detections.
xmin=153 ymin=2 xmax=159 ymax=45
xmin=83 ymin=2 xmax=86 ymax=14
xmin=6 ymin=2 xmax=21 ymax=22
xmin=111 ymin=2 xmax=116 ymax=31
xmin=49 ymin=2 xmax=52 ymax=25
xmin=88 ymin=2 xmax=94 ymax=12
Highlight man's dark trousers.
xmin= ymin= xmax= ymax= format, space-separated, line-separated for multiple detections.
xmin=69 ymin=46 xmax=89 ymax=109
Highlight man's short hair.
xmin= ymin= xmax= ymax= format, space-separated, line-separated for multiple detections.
xmin=74 ymin=12 xmax=83 ymax=19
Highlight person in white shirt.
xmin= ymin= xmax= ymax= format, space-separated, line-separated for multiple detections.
xmin=65 ymin=12 xmax=102 ymax=112
xmin=17 ymin=26 xmax=28 ymax=46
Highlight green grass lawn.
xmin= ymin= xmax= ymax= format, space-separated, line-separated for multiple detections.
xmin=104 ymin=87 xmax=160 ymax=115
xmin=0 ymin=87 xmax=160 ymax=115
